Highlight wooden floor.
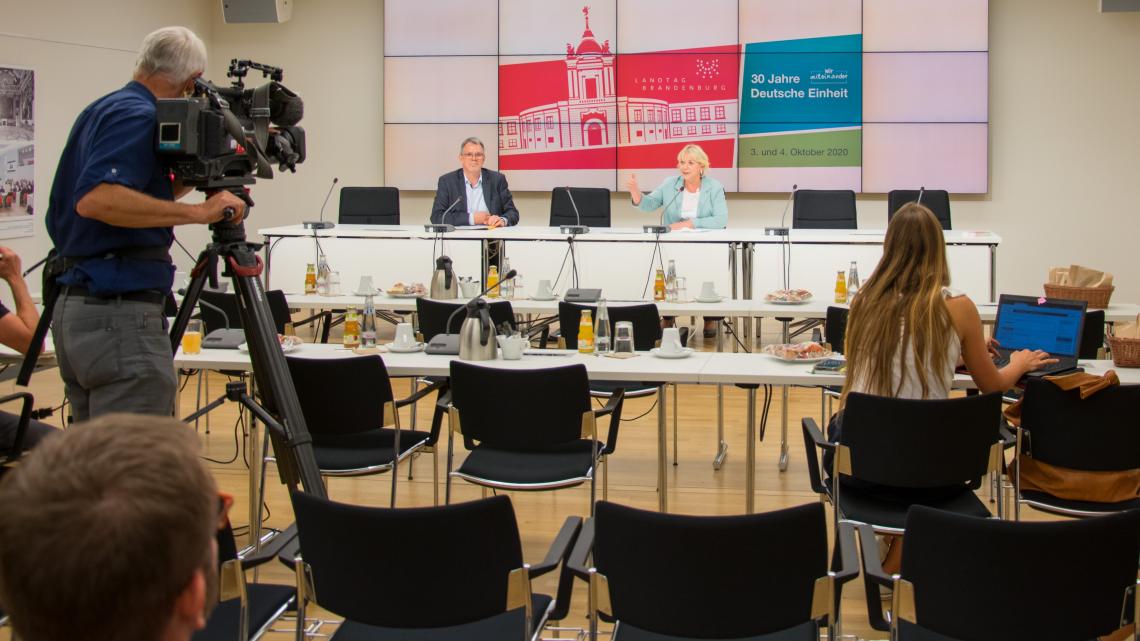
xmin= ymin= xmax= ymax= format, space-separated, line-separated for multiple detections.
xmin=0 ymin=320 xmax=1058 ymax=641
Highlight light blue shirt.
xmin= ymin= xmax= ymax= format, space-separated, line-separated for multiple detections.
xmin=464 ymin=173 xmax=486 ymax=226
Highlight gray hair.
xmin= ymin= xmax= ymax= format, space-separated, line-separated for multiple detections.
xmin=459 ymin=137 xmax=485 ymax=153
xmin=134 ymin=26 xmax=207 ymax=84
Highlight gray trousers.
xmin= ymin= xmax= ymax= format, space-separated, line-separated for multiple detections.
xmin=52 ymin=292 xmax=177 ymax=422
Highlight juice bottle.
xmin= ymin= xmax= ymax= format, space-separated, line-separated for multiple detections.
xmin=578 ymin=309 xmax=595 ymax=353
xmin=486 ymin=265 xmax=500 ymax=299
xmin=653 ymin=269 xmax=666 ymax=301
xmin=304 ymin=263 xmax=317 ymax=294
xmin=342 ymin=307 xmax=360 ymax=348
xmin=834 ymin=270 xmax=847 ymax=304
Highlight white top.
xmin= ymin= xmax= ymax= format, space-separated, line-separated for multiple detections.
xmin=847 ymin=288 xmax=963 ymax=400
xmin=679 ymin=189 xmax=700 ymax=220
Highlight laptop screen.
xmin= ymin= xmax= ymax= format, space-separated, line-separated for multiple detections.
xmin=992 ymin=295 xmax=1086 ymax=357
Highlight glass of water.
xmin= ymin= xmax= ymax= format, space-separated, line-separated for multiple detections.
xmin=613 ymin=321 xmax=636 ymax=355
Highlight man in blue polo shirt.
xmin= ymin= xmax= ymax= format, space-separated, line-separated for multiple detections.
xmin=46 ymin=26 xmax=246 ymax=421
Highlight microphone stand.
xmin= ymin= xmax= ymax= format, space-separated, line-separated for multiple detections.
xmin=641 ymin=178 xmax=682 ymax=297
xmin=558 ymin=186 xmax=589 ymax=235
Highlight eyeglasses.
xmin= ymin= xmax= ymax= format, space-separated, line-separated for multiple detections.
xmin=461 ymin=152 xmax=485 ymax=159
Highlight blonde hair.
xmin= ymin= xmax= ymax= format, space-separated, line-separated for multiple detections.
xmin=841 ymin=203 xmax=953 ymax=402
xmin=134 ymin=26 xmax=207 ymax=84
xmin=676 ymin=144 xmax=710 ymax=174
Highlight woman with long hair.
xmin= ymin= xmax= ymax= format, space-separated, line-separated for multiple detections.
xmin=836 ymin=203 xmax=1055 ymax=571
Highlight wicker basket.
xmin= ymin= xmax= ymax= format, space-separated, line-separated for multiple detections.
xmin=1108 ymin=335 xmax=1140 ymax=368
xmin=1043 ymin=283 xmax=1114 ymax=309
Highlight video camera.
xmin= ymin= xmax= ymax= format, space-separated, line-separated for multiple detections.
xmin=155 ymin=59 xmax=305 ymax=190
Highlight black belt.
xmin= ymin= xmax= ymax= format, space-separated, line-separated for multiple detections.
xmin=62 ymin=286 xmax=167 ymax=306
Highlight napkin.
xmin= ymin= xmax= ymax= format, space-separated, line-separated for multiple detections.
xmin=1048 ymin=264 xmax=1113 ymax=288
xmin=1113 ymin=315 xmax=1140 ymax=339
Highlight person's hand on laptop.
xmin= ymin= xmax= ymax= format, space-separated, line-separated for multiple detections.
xmin=986 ymin=338 xmax=1002 ymax=361
xmin=1011 ymin=348 xmax=1058 ymax=373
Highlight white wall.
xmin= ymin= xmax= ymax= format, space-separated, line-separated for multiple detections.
xmin=7 ymin=1 xmax=1140 ymax=306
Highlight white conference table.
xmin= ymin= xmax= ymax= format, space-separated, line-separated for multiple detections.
xmin=174 ymin=342 xmax=1137 ymax=516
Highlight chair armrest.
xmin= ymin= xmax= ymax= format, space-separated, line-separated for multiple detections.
xmin=393 ymin=378 xmax=447 ymax=409
xmin=239 ymin=524 xmax=298 ymax=571
xmin=566 ymin=518 xmax=595 ymax=580
xmin=801 ymin=417 xmax=832 ymax=495
xmin=593 ymin=388 xmax=625 ymax=419
xmin=593 ymin=389 xmax=625 ymax=455
xmin=855 ymin=522 xmax=893 ymax=632
xmin=832 ymin=521 xmax=860 ymax=586
xmin=0 ymin=392 xmax=34 ymax=461
xmin=529 ymin=516 xmax=582 ymax=578
xmin=999 ymin=419 xmax=1016 ymax=449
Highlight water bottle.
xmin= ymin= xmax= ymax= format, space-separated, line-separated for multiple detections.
xmin=847 ymin=261 xmax=860 ymax=299
xmin=500 ymin=258 xmax=513 ymax=299
xmin=595 ymin=299 xmax=611 ymax=353
xmin=666 ymin=259 xmax=678 ymax=301
xmin=360 ymin=295 xmax=377 ymax=348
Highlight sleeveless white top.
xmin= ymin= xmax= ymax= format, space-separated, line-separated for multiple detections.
xmin=848 ymin=287 xmax=963 ymax=400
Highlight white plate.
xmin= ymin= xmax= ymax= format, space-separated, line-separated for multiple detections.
xmin=695 ymin=296 xmax=724 ymax=303
xmin=764 ymin=352 xmax=833 ymax=363
xmin=353 ymin=289 xmax=381 ymax=297
xmin=387 ymin=342 xmax=425 ymax=353
xmin=530 ymin=294 xmax=558 ymax=301
xmin=385 ymin=292 xmax=426 ymax=299
xmin=238 ymin=342 xmax=301 ymax=354
xmin=650 ymin=347 xmax=694 ymax=359
xmin=765 ymin=298 xmax=813 ymax=305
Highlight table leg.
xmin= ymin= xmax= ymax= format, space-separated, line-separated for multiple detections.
xmin=713 ymin=320 xmax=727 ymax=470
xmin=779 ymin=319 xmax=791 ymax=472
xmin=746 ymin=386 xmax=756 ymax=514
xmin=658 ymin=383 xmax=668 ymax=512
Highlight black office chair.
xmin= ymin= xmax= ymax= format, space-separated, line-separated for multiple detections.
xmin=0 ymin=392 xmax=35 ymax=475
xmin=290 ymin=492 xmax=580 ymax=641
xmin=1012 ymin=378 xmax=1140 ymax=519
xmin=568 ymin=501 xmax=859 ymax=641
xmin=193 ymin=524 xmax=296 ymax=641
xmin=550 ymin=187 xmax=611 ymax=228
xmin=887 ymin=189 xmax=951 ymax=230
xmin=857 ymin=506 xmax=1140 ymax=640
xmin=338 ymin=186 xmax=400 ymax=225
xmin=199 ymin=289 xmax=293 ymax=335
xmin=416 ymin=297 xmax=518 ymax=340
xmin=792 ymin=189 xmax=857 ymax=229
xmin=1080 ymin=309 xmax=1106 ymax=358
xmin=285 ymin=355 xmax=446 ymax=506
xmin=802 ymin=392 xmax=1004 ymax=533
xmin=446 ymin=361 xmax=624 ymax=512
xmin=816 ymin=306 xmax=848 ymax=422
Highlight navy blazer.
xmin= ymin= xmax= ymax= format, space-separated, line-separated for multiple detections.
xmin=430 ymin=168 xmax=520 ymax=226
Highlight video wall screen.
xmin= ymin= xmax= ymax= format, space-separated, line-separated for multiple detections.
xmin=384 ymin=0 xmax=988 ymax=193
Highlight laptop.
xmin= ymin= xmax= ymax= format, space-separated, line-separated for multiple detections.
xmin=991 ymin=294 xmax=1086 ymax=377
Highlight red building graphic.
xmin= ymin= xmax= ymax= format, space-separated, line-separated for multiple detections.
xmin=498 ymin=6 xmax=740 ymax=171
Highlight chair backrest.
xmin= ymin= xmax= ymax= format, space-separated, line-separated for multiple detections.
xmin=841 ymin=392 xmax=1002 ymax=487
xmin=338 ymin=186 xmax=400 ymax=225
xmin=824 ymin=306 xmax=848 ymax=354
xmin=594 ymin=501 xmax=829 ymax=638
xmin=1079 ymin=310 xmax=1105 ymax=359
xmin=416 ymin=298 xmax=517 ymax=339
xmin=1019 ymin=378 xmax=1140 ymax=472
xmin=450 ymin=360 xmax=591 ymax=450
xmin=887 ymin=189 xmax=951 ymax=230
xmin=285 ymin=355 xmax=395 ymax=436
xmin=549 ymin=187 xmax=611 ymax=228
xmin=199 ymin=290 xmax=292 ymax=334
xmin=792 ymin=189 xmax=857 ymax=229
xmin=291 ymin=492 xmax=526 ymax=629
xmin=558 ymin=302 xmax=660 ymax=351
xmin=900 ymin=505 xmax=1140 ymax=641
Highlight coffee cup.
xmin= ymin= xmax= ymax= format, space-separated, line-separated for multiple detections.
xmin=394 ymin=322 xmax=416 ymax=347
xmin=459 ymin=279 xmax=480 ymax=298
xmin=535 ymin=279 xmax=554 ymax=299
xmin=660 ymin=327 xmax=683 ymax=354
xmin=497 ymin=334 xmax=527 ymax=360
xmin=357 ymin=275 xmax=375 ymax=295
xmin=699 ymin=281 xmax=719 ymax=301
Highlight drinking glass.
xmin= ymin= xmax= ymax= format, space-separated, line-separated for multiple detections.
xmin=675 ymin=277 xmax=688 ymax=302
xmin=182 ymin=319 xmax=203 ymax=355
xmin=613 ymin=321 xmax=636 ymax=355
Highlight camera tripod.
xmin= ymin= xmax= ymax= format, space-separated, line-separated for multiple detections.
xmin=170 ymin=192 xmax=327 ymax=501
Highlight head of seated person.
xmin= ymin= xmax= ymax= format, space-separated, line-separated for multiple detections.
xmin=0 ymin=413 xmax=220 ymax=641
xmin=842 ymin=203 xmax=955 ymax=401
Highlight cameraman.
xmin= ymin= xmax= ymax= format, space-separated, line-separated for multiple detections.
xmin=45 ymin=26 xmax=246 ymax=421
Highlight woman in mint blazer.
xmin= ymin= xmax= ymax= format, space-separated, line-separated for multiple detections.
xmin=627 ymin=144 xmax=728 ymax=230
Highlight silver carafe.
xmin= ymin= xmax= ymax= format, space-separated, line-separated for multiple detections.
xmin=430 ymin=255 xmax=459 ymax=299
xmin=458 ymin=299 xmax=497 ymax=361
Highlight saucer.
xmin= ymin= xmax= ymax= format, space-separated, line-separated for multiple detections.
xmin=650 ymin=347 xmax=694 ymax=359
xmin=695 ymin=295 xmax=724 ymax=303
xmin=530 ymin=294 xmax=558 ymax=301
xmin=352 ymin=289 xmax=381 ymax=297
xmin=387 ymin=342 xmax=425 ymax=353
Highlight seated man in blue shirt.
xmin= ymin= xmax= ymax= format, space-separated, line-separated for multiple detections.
xmin=430 ymin=137 xmax=520 ymax=228
xmin=46 ymin=26 xmax=247 ymax=421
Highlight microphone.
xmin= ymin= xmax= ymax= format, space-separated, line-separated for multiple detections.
xmin=426 ymin=269 xmax=518 ymax=355
xmin=425 ymin=196 xmax=461 ymax=233
xmin=765 ymin=183 xmax=797 ymax=236
xmin=196 ymin=297 xmax=248 ymax=349
xmin=915 ymin=186 xmax=925 ymax=205
xmin=303 ymin=177 xmax=338 ymax=230
xmin=643 ymin=177 xmax=683 ymax=234
xmin=559 ymin=187 xmax=589 ymax=235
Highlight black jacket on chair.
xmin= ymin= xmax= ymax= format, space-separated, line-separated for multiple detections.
xmin=430 ymin=168 xmax=520 ymax=227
